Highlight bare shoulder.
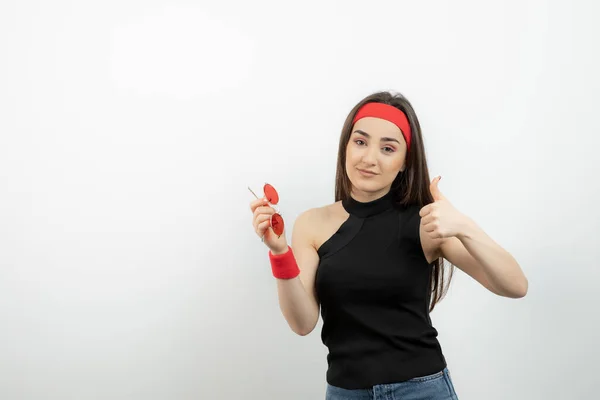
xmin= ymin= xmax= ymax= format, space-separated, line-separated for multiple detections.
xmin=299 ymin=201 xmax=348 ymax=252
xmin=289 ymin=203 xmax=340 ymax=314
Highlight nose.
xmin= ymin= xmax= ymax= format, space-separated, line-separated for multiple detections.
xmin=361 ymin=145 xmax=378 ymax=165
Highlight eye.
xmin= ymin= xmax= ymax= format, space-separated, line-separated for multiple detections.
xmin=354 ymin=139 xmax=366 ymax=146
xmin=383 ymin=146 xmax=395 ymax=153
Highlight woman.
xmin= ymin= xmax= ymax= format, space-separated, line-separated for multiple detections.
xmin=249 ymin=91 xmax=528 ymax=399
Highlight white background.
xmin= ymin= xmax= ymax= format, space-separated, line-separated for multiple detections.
xmin=1 ymin=1 xmax=598 ymax=399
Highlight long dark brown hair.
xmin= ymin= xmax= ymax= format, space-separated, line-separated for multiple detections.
xmin=334 ymin=90 xmax=454 ymax=312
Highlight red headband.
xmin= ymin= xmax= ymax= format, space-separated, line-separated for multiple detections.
xmin=352 ymin=102 xmax=412 ymax=151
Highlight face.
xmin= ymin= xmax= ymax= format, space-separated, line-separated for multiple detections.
xmin=345 ymin=116 xmax=407 ymax=201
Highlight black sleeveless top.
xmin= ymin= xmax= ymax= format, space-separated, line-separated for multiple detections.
xmin=314 ymin=190 xmax=447 ymax=389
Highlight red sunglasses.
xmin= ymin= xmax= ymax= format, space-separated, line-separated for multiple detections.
xmin=248 ymin=183 xmax=285 ymax=238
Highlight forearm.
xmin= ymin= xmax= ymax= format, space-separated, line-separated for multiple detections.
xmin=269 ymin=246 xmax=319 ymax=336
xmin=457 ymin=218 xmax=528 ymax=298
xmin=276 ymin=276 xmax=319 ymax=336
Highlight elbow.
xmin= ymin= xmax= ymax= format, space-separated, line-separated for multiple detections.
xmin=506 ymin=278 xmax=528 ymax=299
xmin=491 ymin=277 xmax=528 ymax=299
xmin=515 ymin=278 xmax=528 ymax=298
xmin=294 ymin=327 xmax=313 ymax=336
xmin=293 ymin=320 xmax=318 ymax=337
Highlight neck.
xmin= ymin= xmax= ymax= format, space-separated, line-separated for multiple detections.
xmin=342 ymin=189 xmax=396 ymax=218
xmin=349 ymin=187 xmax=391 ymax=203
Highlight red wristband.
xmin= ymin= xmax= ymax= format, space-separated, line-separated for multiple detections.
xmin=268 ymin=246 xmax=300 ymax=279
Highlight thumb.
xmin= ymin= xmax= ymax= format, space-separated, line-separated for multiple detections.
xmin=430 ymin=176 xmax=445 ymax=201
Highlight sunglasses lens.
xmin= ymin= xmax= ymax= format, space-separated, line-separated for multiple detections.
xmin=271 ymin=213 xmax=284 ymax=236
xmin=263 ymin=183 xmax=279 ymax=204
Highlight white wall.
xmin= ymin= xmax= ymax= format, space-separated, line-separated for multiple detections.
xmin=1 ymin=1 xmax=598 ymax=399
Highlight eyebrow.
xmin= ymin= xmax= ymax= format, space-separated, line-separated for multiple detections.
xmin=353 ymin=129 xmax=401 ymax=144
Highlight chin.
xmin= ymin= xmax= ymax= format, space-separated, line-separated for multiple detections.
xmin=349 ymin=177 xmax=386 ymax=193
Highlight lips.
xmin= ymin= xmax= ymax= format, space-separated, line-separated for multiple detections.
xmin=358 ymin=169 xmax=377 ymax=175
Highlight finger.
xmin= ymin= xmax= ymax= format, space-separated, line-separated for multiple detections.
xmin=253 ymin=206 xmax=276 ymax=220
xmin=421 ymin=214 xmax=436 ymax=226
xmin=257 ymin=219 xmax=271 ymax=237
xmin=419 ymin=204 xmax=432 ymax=217
xmin=249 ymin=197 xmax=269 ymax=212
xmin=424 ymin=224 xmax=444 ymax=238
xmin=431 ymin=231 xmax=444 ymax=239
xmin=423 ymin=223 xmax=437 ymax=233
xmin=430 ymin=176 xmax=445 ymax=201
xmin=253 ymin=213 xmax=272 ymax=231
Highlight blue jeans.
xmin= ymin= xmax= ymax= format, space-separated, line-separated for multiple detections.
xmin=325 ymin=367 xmax=458 ymax=400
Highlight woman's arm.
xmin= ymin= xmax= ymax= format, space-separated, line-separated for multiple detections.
xmin=420 ymin=176 xmax=528 ymax=298
xmin=439 ymin=220 xmax=528 ymax=298
xmin=275 ymin=208 xmax=321 ymax=336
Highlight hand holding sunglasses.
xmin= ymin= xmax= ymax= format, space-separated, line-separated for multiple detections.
xmin=248 ymin=183 xmax=288 ymax=254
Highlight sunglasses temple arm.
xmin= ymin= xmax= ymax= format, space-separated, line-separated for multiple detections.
xmin=247 ymin=186 xmax=260 ymax=199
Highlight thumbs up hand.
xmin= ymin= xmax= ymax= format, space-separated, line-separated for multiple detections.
xmin=419 ymin=176 xmax=469 ymax=239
